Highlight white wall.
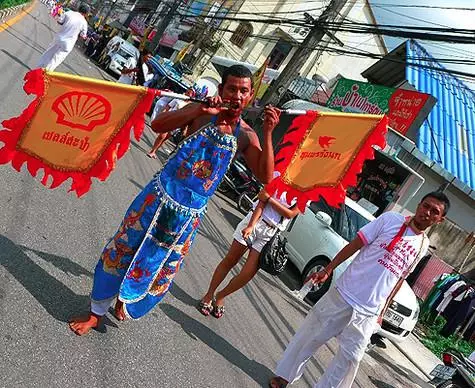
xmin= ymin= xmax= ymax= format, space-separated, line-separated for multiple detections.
xmin=394 ymin=154 xmax=475 ymax=232
xmin=214 ymin=0 xmax=386 ymax=82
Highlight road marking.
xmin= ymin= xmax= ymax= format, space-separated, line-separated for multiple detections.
xmin=0 ymin=1 xmax=35 ymax=33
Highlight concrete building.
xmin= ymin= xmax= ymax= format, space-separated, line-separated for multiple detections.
xmin=362 ymin=40 xmax=475 ymax=270
xmin=157 ymin=0 xmax=386 ymax=102
xmin=214 ymin=0 xmax=387 ymax=84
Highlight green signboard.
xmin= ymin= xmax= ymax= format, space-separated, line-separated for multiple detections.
xmin=326 ymin=78 xmax=432 ymax=135
xmin=327 ymin=78 xmax=394 ymax=115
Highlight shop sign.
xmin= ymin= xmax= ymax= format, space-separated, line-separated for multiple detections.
xmin=326 ymin=78 xmax=431 ymax=135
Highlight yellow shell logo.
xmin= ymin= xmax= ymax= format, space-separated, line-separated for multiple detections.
xmin=52 ymin=92 xmax=112 ymax=131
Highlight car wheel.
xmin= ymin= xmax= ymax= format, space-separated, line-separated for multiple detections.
xmin=237 ymin=192 xmax=254 ymax=214
xmin=217 ymin=181 xmax=232 ymax=195
xmin=302 ymin=259 xmax=331 ymax=304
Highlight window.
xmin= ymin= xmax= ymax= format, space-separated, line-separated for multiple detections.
xmin=459 ymin=123 xmax=469 ymax=156
xmin=230 ymin=22 xmax=253 ymax=48
xmin=267 ymin=39 xmax=292 ymax=70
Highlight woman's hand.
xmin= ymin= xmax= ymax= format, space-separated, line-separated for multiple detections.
xmin=242 ymin=226 xmax=253 ymax=240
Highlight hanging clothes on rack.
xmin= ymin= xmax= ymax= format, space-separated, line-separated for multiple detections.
xmin=441 ymin=284 xmax=471 ymax=320
xmin=441 ymin=288 xmax=475 ymax=337
xmin=436 ymin=280 xmax=467 ymax=315
xmin=421 ymin=273 xmax=460 ymax=324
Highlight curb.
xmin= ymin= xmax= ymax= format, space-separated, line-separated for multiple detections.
xmin=392 ymin=340 xmax=434 ymax=380
xmin=0 ymin=2 xmax=32 ymax=24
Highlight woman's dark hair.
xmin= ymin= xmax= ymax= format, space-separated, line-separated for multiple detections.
xmin=222 ymin=65 xmax=253 ymax=88
xmin=421 ymin=191 xmax=451 ymax=216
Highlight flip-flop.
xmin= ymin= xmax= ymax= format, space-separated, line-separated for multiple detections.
xmin=198 ymin=300 xmax=213 ymax=316
xmin=146 ymin=153 xmax=157 ymax=159
xmin=212 ymin=303 xmax=225 ymax=319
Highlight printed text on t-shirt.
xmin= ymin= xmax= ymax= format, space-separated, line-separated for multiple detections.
xmin=377 ymin=240 xmax=418 ymax=277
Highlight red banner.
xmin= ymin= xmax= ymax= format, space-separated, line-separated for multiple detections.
xmin=267 ymin=111 xmax=388 ymax=210
xmin=387 ymin=88 xmax=430 ymax=135
xmin=0 ymin=69 xmax=155 ymax=196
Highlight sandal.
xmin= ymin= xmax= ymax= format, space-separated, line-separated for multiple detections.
xmin=198 ymin=300 xmax=213 ymax=316
xmin=212 ymin=303 xmax=225 ymax=319
xmin=268 ymin=376 xmax=288 ymax=388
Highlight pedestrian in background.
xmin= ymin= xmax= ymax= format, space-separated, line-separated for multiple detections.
xmin=199 ymin=174 xmax=299 ymax=318
xmin=37 ymin=3 xmax=89 ymax=71
xmin=269 ymin=192 xmax=449 ymax=388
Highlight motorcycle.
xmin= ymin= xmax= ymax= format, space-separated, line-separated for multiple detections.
xmin=429 ymin=349 xmax=475 ymax=388
xmin=217 ymin=158 xmax=263 ymax=214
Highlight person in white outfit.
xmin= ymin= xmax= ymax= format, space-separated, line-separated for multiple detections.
xmin=269 ymin=191 xmax=450 ymax=388
xmin=37 ymin=4 xmax=89 ymax=71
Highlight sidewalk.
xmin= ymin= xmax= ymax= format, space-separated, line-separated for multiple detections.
xmin=392 ymin=333 xmax=441 ymax=379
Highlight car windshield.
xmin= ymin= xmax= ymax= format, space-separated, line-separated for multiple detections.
xmin=340 ymin=206 xmax=371 ymax=241
xmin=309 ymin=199 xmax=371 ymax=241
xmin=117 ymin=49 xmax=134 ymax=60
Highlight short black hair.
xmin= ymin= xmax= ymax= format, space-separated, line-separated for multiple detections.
xmin=78 ymin=4 xmax=90 ymax=14
xmin=222 ymin=65 xmax=253 ymax=88
xmin=141 ymin=49 xmax=152 ymax=57
xmin=421 ymin=191 xmax=450 ymax=216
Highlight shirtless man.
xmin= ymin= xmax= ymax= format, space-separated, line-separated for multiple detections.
xmin=69 ymin=65 xmax=281 ymax=335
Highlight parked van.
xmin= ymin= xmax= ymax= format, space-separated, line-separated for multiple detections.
xmin=103 ymin=38 xmax=140 ymax=77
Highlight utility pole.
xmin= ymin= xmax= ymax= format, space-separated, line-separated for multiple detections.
xmin=104 ymin=0 xmax=119 ymax=24
xmin=150 ymin=0 xmax=182 ymax=54
xmin=185 ymin=0 xmax=227 ymax=69
xmin=259 ymin=0 xmax=348 ymax=107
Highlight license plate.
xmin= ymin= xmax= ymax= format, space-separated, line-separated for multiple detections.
xmin=384 ymin=310 xmax=403 ymax=327
xmin=430 ymin=364 xmax=456 ymax=379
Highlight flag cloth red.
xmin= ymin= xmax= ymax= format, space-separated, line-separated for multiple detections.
xmin=0 ymin=69 xmax=156 ymax=196
xmin=266 ymin=111 xmax=388 ymax=211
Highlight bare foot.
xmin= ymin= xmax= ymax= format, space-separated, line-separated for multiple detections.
xmin=113 ymin=300 xmax=126 ymax=321
xmin=147 ymin=152 xmax=157 ymax=159
xmin=69 ymin=313 xmax=101 ymax=336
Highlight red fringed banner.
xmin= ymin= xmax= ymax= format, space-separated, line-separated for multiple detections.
xmin=266 ymin=111 xmax=388 ymax=211
xmin=0 ymin=69 xmax=156 ymax=196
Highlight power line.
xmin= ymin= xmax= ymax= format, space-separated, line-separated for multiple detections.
xmin=373 ymin=5 xmax=455 ymax=29
xmin=370 ymin=3 xmax=475 ymax=11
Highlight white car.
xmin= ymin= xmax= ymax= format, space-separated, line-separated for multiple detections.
xmin=283 ymin=197 xmax=420 ymax=342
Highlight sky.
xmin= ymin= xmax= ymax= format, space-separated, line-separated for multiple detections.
xmin=369 ymin=0 xmax=475 ymax=88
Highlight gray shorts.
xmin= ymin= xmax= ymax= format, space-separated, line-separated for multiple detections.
xmin=233 ymin=212 xmax=278 ymax=253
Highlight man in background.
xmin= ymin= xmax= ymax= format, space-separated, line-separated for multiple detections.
xmin=37 ymin=4 xmax=89 ymax=71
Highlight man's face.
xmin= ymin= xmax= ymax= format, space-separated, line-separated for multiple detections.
xmin=414 ymin=196 xmax=446 ymax=230
xmin=219 ymin=75 xmax=254 ymax=116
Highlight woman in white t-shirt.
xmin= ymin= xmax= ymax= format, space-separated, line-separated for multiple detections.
xmin=199 ymin=173 xmax=300 ymax=318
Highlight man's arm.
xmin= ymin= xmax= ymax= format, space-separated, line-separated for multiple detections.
xmin=308 ymin=236 xmax=365 ymax=284
xmin=242 ymin=107 xmax=281 ymax=184
xmin=151 ymin=103 xmax=202 ymax=134
xmin=79 ymin=21 xmax=88 ymax=39
xmin=151 ymin=96 xmax=224 ymax=134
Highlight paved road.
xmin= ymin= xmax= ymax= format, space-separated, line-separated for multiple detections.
xmin=0 ymin=4 xmax=431 ymax=388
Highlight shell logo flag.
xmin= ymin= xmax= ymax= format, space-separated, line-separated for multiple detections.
xmin=266 ymin=111 xmax=388 ymax=211
xmin=0 ymin=69 xmax=156 ymax=196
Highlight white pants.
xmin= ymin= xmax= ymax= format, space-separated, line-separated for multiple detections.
xmin=90 ymin=297 xmax=115 ymax=316
xmin=275 ymin=287 xmax=378 ymax=388
xmin=37 ymin=41 xmax=72 ymax=71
